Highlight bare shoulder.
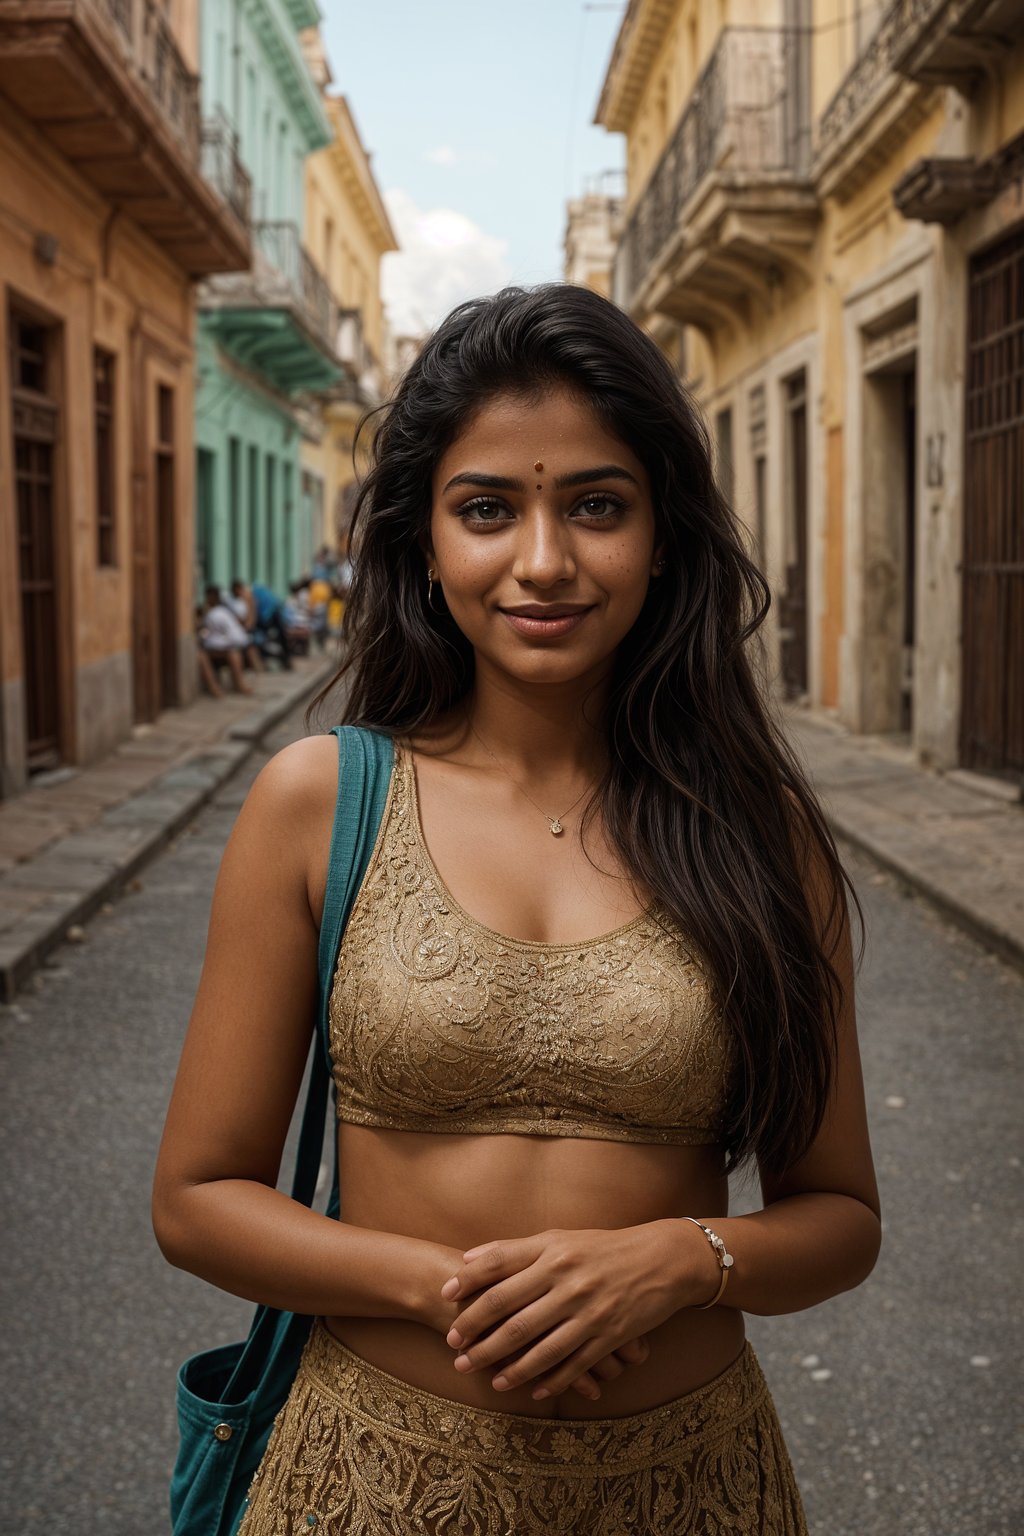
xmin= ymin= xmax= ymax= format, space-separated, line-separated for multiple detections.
xmin=251 ymin=731 xmax=340 ymax=813
xmin=237 ymin=735 xmax=340 ymax=908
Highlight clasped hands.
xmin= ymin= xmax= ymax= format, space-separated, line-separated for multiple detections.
xmin=438 ymin=1220 xmax=702 ymax=1404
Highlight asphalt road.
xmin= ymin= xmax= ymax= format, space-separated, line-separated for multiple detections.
xmin=1 ymin=704 xmax=1020 ymax=1535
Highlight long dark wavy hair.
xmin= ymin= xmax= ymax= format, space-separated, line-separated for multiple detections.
xmin=309 ymin=282 xmax=863 ymax=1179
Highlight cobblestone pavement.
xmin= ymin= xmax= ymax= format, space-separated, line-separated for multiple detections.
xmin=0 ymin=704 xmax=1020 ymax=1535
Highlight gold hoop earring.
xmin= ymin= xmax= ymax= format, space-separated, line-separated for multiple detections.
xmin=426 ymin=565 xmax=444 ymax=613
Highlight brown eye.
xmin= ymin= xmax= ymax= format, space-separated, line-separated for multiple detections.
xmin=457 ymin=497 xmax=510 ymax=524
xmin=575 ymin=494 xmax=625 ymax=519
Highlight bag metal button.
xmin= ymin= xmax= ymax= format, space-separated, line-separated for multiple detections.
xmin=213 ymin=1423 xmax=233 ymax=1442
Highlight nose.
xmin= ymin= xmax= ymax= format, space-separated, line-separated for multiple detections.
xmin=510 ymin=507 xmax=576 ymax=588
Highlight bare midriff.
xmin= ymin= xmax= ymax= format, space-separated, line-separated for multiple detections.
xmin=324 ymin=1123 xmax=745 ymax=1421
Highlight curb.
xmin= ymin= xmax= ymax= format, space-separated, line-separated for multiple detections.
xmin=826 ymin=814 xmax=1024 ymax=978
xmin=0 ymin=663 xmax=334 ymax=1003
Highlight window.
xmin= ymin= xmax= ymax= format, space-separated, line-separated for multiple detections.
xmin=14 ymin=320 xmax=47 ymax=392
xmin=265 ymin=452 xmax=276 ymax=588
xmin=324 ymin=216 xmax=335 ymax=284
xmin=158 ymin=382 xmax=174 ymax=448
xmin=95 ymin=349 xmax=116 ymax=567
xmin=228 ymin=436 xmax=241 ymax=577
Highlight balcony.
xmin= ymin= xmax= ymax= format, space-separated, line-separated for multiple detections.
xmin=891 ymin=0 xmax=1024 ymax=87
xmin=199 ymin=220 xmax=343 ymax=396
xmin=329 ymin=308 xmax=385 ymax=408
xmin=614 ymin=27 xmax=818 ymax=335
xmin=814 ymin=0 xmax=1022 ymax=202
xmin=893 ymin=129 xmax=1024 ymax=224
xmin=201 ymin=108 xmax=251 ymax=234
xmin=0 ymin=0 xmax=250 ymax=273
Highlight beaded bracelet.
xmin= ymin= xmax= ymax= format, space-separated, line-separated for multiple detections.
xmin=680 ymin=1217 xmax=735 ymax=1309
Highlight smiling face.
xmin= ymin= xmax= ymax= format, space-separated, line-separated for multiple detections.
xmin=423 ymin=386 xmax=665 ymax=691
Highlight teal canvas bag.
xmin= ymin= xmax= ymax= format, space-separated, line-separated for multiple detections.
xmin=169 ymin=724 xmax=395 ymax=1536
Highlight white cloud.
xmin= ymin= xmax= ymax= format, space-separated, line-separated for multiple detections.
xmin=382 ymin=188 xmax=512 ymax=337
xmin=422 ymin=145 xmax=458 ymax=166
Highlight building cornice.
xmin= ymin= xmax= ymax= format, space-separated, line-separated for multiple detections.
xmin=324 ymin=95 xmax=398 ymax=254
xmin=283 ymin=0 xmax=320 ymax=30
xmin=594 ymin=0 xmax=678 ymax=134
xmin=244 ymin=0 xmax=331 ymax=152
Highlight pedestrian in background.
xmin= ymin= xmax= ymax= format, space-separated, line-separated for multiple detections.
xmin=155 ymin=284 xmax=880 ymax=1535
xmin=307 ymin=571 xmax=332 ymax=650
xmin=197 ymin=586 xmax=255 ymax=697
xmin=250 ymin=581 xmax=293 ymax=671
xmin=227 ymin=581 xmax=265 ymax=673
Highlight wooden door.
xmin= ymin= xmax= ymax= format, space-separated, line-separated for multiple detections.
xmin=10 ymin=315 xmax=61 ymax=769
xmin=156 ymin=384 xmax=177 ymax=712
xmin=901 ymin=370 xmax=917 ymax=735
xmin=131 ymin=345 xmax=157 ymax=723
xmin=780 ymin=371 xmax=809 ymax=699
xmin=961 ymin=227 xmax=1024 ymax=778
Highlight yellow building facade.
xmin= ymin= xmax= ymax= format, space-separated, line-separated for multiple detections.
xmin=597 ymin=0 xmax=1024 ymax=779
xmin=300 ymin=30 xmax=397 ymax=551
xmin=0 ymin=0 xmax=249 ymax=796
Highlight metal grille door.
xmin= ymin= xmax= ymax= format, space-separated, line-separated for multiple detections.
xmin=962 ymin=228 xmax=1024 ymax=779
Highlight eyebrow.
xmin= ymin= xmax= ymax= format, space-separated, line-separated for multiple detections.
xmin=442 ymin=465 xmax=641 ymax=495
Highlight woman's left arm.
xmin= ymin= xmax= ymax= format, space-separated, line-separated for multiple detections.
xmin=440 ymin=817 xmax=881 ymax=1395
xmin=684 ymin=816 xmax=882 ymax=1314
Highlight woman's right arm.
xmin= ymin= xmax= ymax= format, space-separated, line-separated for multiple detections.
xmin=151 ymin=737 xmax=461 ymax=1327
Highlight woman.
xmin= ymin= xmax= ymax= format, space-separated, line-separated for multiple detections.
xmin=153 ymin=284 xmax=881 ymax=1534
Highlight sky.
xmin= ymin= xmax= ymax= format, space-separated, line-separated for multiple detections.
xmin=319 ymin=0 xmax=627 ymax=337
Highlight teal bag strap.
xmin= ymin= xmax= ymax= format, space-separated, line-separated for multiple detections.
xmin=317 ymin=724 xmax=395 ymax=1063
xmin=289 ymin=723 xmax=395 ymax=1217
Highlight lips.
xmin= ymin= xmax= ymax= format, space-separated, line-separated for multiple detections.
xmin=499 ymin=607 xmax=595 ymax=639
xmin=499 ymin=606 xmax=592 ymax=618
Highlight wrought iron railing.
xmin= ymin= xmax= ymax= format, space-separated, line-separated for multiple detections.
xmin=331 ymin=309 xmax=384 ymax=402
xmin=201 ymin=110 xmax=252 ymax=228
xmin=815 ymin=3 xmax=907 ymax=158
xmin=614 ymin=27 xmax=810 ymax=311
xmin=99 ymin=0 xmax=200 ymax=159
xmin=254 ymin=221 xmax=334 ymax=350
xmin=817 ymin=0 xmax=1012 ymax=159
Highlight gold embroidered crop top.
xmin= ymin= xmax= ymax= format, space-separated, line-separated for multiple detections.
xmin=328 ymin=740 xmax=733 ymax=1147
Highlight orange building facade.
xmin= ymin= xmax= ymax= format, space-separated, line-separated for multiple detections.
xmin=0 ymin=0 xmax=249 ymax=796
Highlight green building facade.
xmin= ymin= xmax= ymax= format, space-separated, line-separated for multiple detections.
xmin=195 ymin=0 xmax=340 ymax=596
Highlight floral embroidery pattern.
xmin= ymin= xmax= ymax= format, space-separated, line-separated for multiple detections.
xmin=328 ymin=744 xmax=734 ymax=1146
xmin=238 ymin=1323 xmax=807 ymax=1536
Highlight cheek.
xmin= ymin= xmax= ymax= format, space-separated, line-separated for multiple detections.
xmin=599 ymin=545 xmax=653 ymax=595
xmin=441 ymin=545 xmax=501 ymax=593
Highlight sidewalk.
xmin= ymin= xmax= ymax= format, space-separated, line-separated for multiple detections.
xmin=0 ymin=654 xmax=336 ymax=1000
xmin=785 ymin=707 xmax=1024 ymax=972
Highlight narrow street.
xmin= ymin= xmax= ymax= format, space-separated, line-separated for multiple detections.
xmin=0 ymin=702 xmax=1020 ymax=1536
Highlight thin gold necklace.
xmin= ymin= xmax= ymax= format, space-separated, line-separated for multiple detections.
xmin=468 ymin=723 xmax=593 ymax=836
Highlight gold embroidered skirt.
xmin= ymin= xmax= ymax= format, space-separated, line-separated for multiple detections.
xmin=237 ymin=1318 xmax=807 ymax=1535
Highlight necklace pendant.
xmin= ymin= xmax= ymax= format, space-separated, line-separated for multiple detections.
xmin=550 ymin=819 xmax=563 ymax=836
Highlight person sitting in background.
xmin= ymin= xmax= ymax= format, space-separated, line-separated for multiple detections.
xmin=195 ymin=606 xmax=227 ymax=699
xmin=200 ymin=585 xmax=254 ymax=696
xmin=282 ymin=580 xmax=311 ymax=658
xmin=250 ymin=582 xmax=293 ymax=671
xmin=228 ymin=581 xmax=265 ymax=672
